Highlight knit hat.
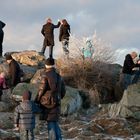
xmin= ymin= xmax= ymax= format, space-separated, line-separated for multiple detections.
xmin=5 ymin=54 xmax=12 ymax=60
xmin=45 ymin=58 xmax=55 ymax=66
xmin=22 ymin=91 xmax=31 ymax=100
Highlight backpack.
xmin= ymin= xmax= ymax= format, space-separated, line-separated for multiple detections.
xmin=40 ymin=73 xmax=61 ymax=109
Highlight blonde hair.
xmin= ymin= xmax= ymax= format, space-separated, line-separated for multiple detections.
xmin=131 ymin=51 xmax=137 ymax=59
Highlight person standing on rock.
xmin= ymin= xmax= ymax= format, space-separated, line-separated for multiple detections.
xmin=122 ymin=51 xmax=140 ymax=89
xmin=41 ymin=18 xmax=61 ymax=58
xmin=36 ymin=58 xmax=66 ymax=140
xmin=5 ymin=54 xmax=21 ymax=88
xmin=59 ymin=19 xmax=71 ymax=57
xmin=0 ymin=20 xmax=6 ymax=57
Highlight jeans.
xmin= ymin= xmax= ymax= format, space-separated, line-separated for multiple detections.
xmin=132 ymin=70 xmax=140 ymax=84
xmin=123 ymin=70 xmax=140 ymax=89
xmin=62 ymin=39 xmax=69 ymax=55
xmin=20 ymin=129 xmax=34 ymax=140
xmin=47 ymin=121 xmax=62 ymax=140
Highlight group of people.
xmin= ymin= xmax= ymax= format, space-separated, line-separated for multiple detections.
xmin=41 ymin=18 xmax=70 ymax=58
xmin=0 ymin=18 xmax=140 ymax=140
xmin=122 ymin=51 xmax=140 ymax=89
xmin=14 ymin=57 xmax=66 ymax=140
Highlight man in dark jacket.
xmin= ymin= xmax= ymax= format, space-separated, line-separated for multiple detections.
xmin=41 ymin=18 xmax=61 ymax=58
xmin=36 ymin=58 xmax=66 ymax=140
xmin=0 ymin=21 xmax=6 ymax=57
xmin=5 ymin=54 xmax=21 ymax=87
xmin=122 ymin=51 xmax=140 ymax=89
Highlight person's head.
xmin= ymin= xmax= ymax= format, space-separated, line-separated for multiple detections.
xmin=47 ymin=18 xmax=52 ymax=23
xmin=0 ymin=72 xmax=5 ymax=78
xmin=22 ymin=90 xmax=32 ymax=101
xmin=62 ymin=19 xmax=68 ymax=25
xmin=45 ymin=58 xmax=55 ymax=69
xmin=130 ymin=51 xmax=137 ymax=59
xmin=5 ymin=54 xmax=13 ymax=64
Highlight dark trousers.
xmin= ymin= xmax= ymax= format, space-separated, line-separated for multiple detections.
xmin=41 ymin=45 xmax=53 ymax=58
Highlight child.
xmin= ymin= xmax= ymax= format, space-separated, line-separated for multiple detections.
xmin=14 ymin=90 xmax=41 ymax=140
xmin=0 ymin=72 xmax=7 ymax=101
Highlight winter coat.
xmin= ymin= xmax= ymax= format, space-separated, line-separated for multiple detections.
xmin=8 ymin=59 xmax=21 ymax=87
xmin=122 ymin=54 xmax=140 ymax=74
xmin=59 ymin=24 xmax=70 ymax=42
xmin=41 ymin=22 xmax=60 ymax=46
xmin=14 ymin=100 xmax=41 ymax=130
xmin=0 ymin=21 xmax=5 ymax=34
xmin=37 ymin=67 xmax=66 ymax=121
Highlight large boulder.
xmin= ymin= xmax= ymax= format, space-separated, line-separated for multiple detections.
xmin=12 ymin=83 xmax=39 ymax=101
xmin=6 ymin=50 xmax=45 ymax=66
xmin=108 ymin=83 xmax=140 ymax=120
xmin=61 ymin=86 xmax=82 ymax=115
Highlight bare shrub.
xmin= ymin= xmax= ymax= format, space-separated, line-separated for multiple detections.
xmin=68 ymin=33 xmax=116 ymax=63
xmin=88 ymin=88 xmax=100 ymax=106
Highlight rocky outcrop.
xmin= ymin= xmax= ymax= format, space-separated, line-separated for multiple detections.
xmin=61 ymin=86 xmax=82 ymax=115
xmin=108 ymin=83 xmax=140 ymax=120
xmin=12 ymin=84 xmax=83 ymax=115
xmin=5 ymin=50 xmax=45 ymax=66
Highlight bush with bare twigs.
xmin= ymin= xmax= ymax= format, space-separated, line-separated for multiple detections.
xmin=57 ymin=33 xmax=120 ymax=104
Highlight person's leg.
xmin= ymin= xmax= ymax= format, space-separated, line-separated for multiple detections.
xmin=54 ymin=122 xmax=62 ymax=140
xmin=62 ymin=40 xmax=69 ymax=55
xmin=123 ymin=74 xmax=132 ymax=89
xmin=0 ymin=89 xmax=3 ymax=101
xmin=132 ymin=70 xmax=140 ymax=84
xmin=41 ymin=40 xmax=46 ymax=54
xmin=20 ymin=129 xmax=28 ymax=140
xmin=49 ymin=46 xmax=53 ymax=58
xmin=28 ymin=129 xmax=34 ymax=140
xmin=47 ymin=121 xmax=56 ymax=140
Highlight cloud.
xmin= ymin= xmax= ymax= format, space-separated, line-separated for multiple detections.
xmin=1 ymin=0 xmax=140 ymax=64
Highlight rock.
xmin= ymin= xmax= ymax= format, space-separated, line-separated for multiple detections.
xmin=61 ymin=86 xmax=82 ymax=115
xmin=0 ymin=129 xmax=19 ymax=140
xmin=30 ymin=69 xmax=45 ymax=84
xmin=108 ymin=83 xmax=140 ymax=120
xmin=9 ymin=50 xmax=45 ymax=66
xmin=12 ymin=83 xmax=39 ymax=101
xmin=0 ymin=112 xmax=14 ymax=129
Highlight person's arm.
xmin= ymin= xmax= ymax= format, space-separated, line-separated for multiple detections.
xmin=0 ymin=21 xmax=6 ymax=28
xmin=60 ymin=78 xmax=66 ymax=99
xmin=59 ymin=26 xmax=63 ymax=41
xmin=68 ymin=25 xmax=71 ymax=34
xmin=41 ymin=25 xmax=45 ymax=36
xmin=10 ymin=61 xmax=17 ymax=86
xmin=53 ymin=21 xmax=61 ymax=28
xmin=14 ymin=106 xmax=20 ymax=130
xmin=2 ymin=78 xmax=6 ymax=89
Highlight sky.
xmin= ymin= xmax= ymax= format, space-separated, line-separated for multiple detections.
xmin=1 ymin=0 xmax=140 ymax=65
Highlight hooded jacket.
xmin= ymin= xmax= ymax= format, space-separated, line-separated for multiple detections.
xmin=14 ymin=100 xmax=41 ymax=130
xmin=59 ymin=24 xmax=70 ymax=41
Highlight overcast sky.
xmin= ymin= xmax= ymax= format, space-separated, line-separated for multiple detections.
xmin=1 ymin=0 xmax=140 ymax=64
